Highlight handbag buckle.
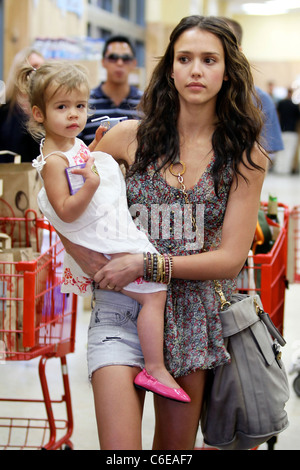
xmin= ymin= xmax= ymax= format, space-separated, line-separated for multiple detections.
xmin=273 ymin=341 xmax=283 ymax=368
xmin=253 ymin=297 xmax=264 ymax=316
xmin=214 ymin=281 xmax=231 ymax=311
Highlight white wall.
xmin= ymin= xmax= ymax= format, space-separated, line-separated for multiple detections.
xmin=234 ymin=13 xmax=300 ymax=90
xmin=235 ymin=13 xmax=300 ymax=61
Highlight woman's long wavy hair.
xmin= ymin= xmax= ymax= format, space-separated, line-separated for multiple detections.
xmin=131 ymin=15 xmax=266 ymax=194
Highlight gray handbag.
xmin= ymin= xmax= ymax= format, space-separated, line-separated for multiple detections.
xmin=201 ymin=290 xmax=290 ymax=450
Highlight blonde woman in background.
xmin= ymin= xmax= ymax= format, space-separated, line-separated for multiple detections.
xmin=0 ymin=47 xmax=45 ymax=161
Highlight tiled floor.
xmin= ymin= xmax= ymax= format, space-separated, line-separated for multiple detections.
xmin=0 ymin=170 xmax=299 ymax=450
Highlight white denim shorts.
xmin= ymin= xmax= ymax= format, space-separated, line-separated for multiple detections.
xmin=87 ymin=289 xmax=144 ymax=380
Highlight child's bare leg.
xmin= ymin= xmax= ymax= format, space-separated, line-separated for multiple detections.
xmin=106 ymin=254 xmax=180 ymax=389
xmin=123 ymin=289 xmax=180 ymax=389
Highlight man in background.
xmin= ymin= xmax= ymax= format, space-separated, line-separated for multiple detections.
xmin=275 ymin=87 xmax=300 ymax=173
xmin=80 ymin=35 xmax=143 ymax=145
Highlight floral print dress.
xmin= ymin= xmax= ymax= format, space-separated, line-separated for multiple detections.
xmin=126 ymin=157 xmax=235 ymax=378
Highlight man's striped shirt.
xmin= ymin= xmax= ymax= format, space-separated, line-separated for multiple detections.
xmin=80 ymin=83 xmax=143 ymax=145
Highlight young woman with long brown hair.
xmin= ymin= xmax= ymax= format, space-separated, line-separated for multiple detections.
xmin=62 ymin=16 xmax=268 ymax=449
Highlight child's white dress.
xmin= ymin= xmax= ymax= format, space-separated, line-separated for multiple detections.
xmin=33 ymin=138 xmax=165 ymax=296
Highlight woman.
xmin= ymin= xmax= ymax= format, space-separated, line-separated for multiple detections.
xmin=62 ymin=16 xmax=268 ymax=449
xmin=0 ymin=47 xmax=45 ymax=162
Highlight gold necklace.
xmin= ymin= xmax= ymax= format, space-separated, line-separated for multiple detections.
xmin=169 ymin=160 xmax=197 ymax=229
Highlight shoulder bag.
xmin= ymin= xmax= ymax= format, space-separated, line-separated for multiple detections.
xmin=200 ymin=286 xmax=290 ymax=450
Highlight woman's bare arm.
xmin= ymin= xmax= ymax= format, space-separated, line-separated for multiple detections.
xmin=58 ymin=232 xmax=108 ymax=278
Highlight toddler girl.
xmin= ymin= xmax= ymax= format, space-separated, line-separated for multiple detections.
xmin=17 ymin=61 xmax=190 ymax=403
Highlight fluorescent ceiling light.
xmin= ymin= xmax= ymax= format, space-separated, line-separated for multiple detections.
xmin=242 ymin=0 xmax=299 ymax=15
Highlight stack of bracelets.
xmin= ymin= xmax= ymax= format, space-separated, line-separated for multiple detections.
xmin=143 ymin=252 xmax=173 ymax=285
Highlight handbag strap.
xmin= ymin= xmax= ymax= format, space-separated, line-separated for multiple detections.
xmin=224 ymin=294 xmax=286 ymax=346
xmin=254 ymin=300 xmax=286 ymax=347
xmin=216 ymin=276 xmax=286 ymax=346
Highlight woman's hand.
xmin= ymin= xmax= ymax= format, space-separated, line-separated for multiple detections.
xmin=94 ymin=253 xmax=144 ymax=291
xmin=58 ymin=232 xmax=108 ymax=278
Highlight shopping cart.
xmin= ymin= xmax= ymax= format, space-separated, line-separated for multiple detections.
xmin=289 ymin=205 xmax=300 ymax=283
xmin=287 ymin=205 xmax=300 ymax=397
xmin=0 ymin=209 xmax=77 ymax=450
xmin=236 ymin=202 xmax=289 ymax=334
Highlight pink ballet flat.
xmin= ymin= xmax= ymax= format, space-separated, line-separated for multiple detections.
xmin=134 ymin=369 xmax=191 ymax=403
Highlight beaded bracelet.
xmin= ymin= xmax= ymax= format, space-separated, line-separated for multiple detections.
xmin=143 ymin=252 xmax=173 ymax=285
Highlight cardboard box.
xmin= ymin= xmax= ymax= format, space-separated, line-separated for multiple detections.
xmin=0 ymin=163 xmax=42 ymax=249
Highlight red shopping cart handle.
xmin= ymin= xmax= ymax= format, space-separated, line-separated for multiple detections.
xmin=15 ymin=260 xmax=37 ymax=273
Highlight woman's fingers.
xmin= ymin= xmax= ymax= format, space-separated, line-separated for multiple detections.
xmin=93 ymin=253 xmax=144 ymax=289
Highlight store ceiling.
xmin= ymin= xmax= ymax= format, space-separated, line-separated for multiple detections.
xmin=228 ymin=0 xmax=300 ymax=15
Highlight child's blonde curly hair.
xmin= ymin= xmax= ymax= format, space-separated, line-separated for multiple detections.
xmin=17 ymin=60 xmax=91 ymax=140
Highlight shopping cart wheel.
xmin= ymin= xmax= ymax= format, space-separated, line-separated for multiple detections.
xmin=293 ymin=373 xmax=300 ymax=397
